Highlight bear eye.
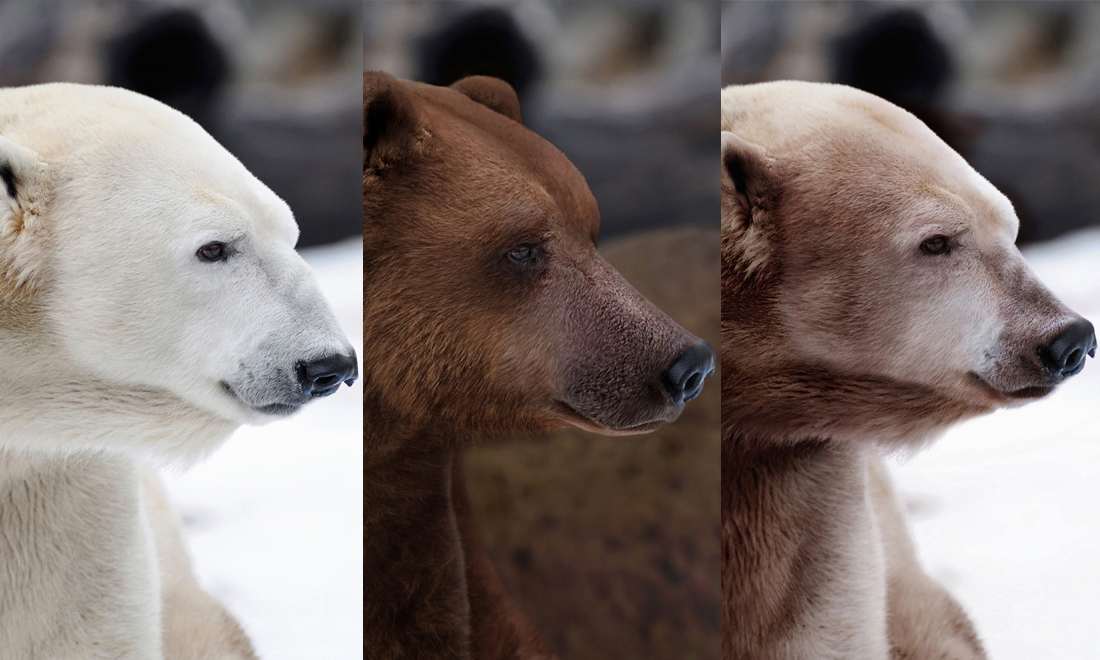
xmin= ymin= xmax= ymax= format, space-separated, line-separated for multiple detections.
xmin=920 ymin=235 xmax=949 ymax=255
xmin=197 ymin=242 xmax=227 ymax=262
xmin=507 ymin=244 xmax=536 ymax=264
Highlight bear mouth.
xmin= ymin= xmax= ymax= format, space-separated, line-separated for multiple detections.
xmin=221 ymin=381 xmax=305 ymax=417
xmin=552 ymin=400 xmax=666 ymax=436
xmin=254 ymin=401 xmax=304 ymax=416
xmin=967 ymin=372 xmax=1057 ymax=401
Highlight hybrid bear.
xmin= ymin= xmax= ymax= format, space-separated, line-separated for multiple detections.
xmin=721 ymin=81 xmax=1094 ymax=660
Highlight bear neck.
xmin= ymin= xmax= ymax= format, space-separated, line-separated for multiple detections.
xmin=0 ymin=338 xmax=238 ymax=459
xmin=364 ymin=414 xmax=555 ymax=657
xmin=364 ymin=395 xmax=484 ymax=458
xmin=720 ymin=346 xmax=987 ymax=657
xmin=364 ymin=439 xmax=474 ymax=656
xmin=723 ymin=280 xmax=989 ymax=448
xmin=0 ymin=386 xmax=237 ymax=460
xmin=721 ymin=360 xmax=987 ymax=449
xmin=0 ymin=449 xmax=164 ymax=656
xmin=721 ymin=439 xmax=890 ymax=658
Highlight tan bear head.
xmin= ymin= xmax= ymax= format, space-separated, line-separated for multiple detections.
xmin=721 ymin=81 xmax=1094 ymax=448
xmin=364 ymin=72 xmax=713 ymax=447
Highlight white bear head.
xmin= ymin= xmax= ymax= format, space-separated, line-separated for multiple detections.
xmin=0 ymin=83 xmax=357 ymax=460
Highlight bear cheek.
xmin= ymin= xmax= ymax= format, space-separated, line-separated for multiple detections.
xmin=498 ymin=298 xmax=566 ymax=409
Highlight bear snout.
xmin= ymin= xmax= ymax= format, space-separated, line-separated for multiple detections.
xmin=557 ymin=333 xmax=712 ymax=433
xmin=221 ymin=348 xmax=358 ymax=418
xmin=662 ymin=341 xmax=716 ymax=405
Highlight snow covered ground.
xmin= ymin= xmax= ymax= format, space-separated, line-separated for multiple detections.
xmin=161 ymin=238 xmax=363 ymax=660
xmin=889 ymin=227 xmax=1100 ymax=659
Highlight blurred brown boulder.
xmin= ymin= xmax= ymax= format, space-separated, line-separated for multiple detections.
xmin=465 ymin=225 xmax=720 ymax=660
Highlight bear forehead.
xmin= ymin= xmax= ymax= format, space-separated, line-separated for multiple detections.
xmin=723 ymin=81 xmax=931 ymax=150
xmin=404 ymin=81 xmax=600 ymax=242
xmin=1 ymin=83 xmax=296 ymax=243
xmin=2 ymin=83 xmax=211 ymax=152
xmin=723 ymin=81 xmax=1015 ymax=241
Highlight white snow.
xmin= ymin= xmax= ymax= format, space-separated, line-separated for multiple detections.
xmin=162 ymin=238 xmax=363 ymax=660
xmin=889 ymin=227 xmax=1100 ymax=659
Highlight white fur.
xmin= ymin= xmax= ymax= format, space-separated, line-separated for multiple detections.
xmin=0 ymin=83 xmax=354 ymax=658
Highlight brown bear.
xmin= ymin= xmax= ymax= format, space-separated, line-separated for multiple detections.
xmin=721 ymin=81 xmax=1095 ymax=659
xmin=363 ymin=72 xmax=714 ymax=659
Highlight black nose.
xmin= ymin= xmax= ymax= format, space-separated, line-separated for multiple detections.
xmin=1040 ymin=318 xmax=1096 ymax=378
xmin=298 ymin=352 xmax=359 ymax=397
xmin=662 ymin=341 xmax=716 ymax=406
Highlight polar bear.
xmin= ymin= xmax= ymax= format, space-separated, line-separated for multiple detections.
xmin=721 ymin=81 xmax=1095 ymax=659
xmin=0 ymin=83 xmax=357 ymax=659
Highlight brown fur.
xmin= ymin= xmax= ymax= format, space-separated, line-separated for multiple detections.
xmin=722 ymin=440 xmax=880 ymax=658
xmin=364 ymin=72 xmax=707 ymax=658
xmin=453 ymin=453 xmax=555 ymax=660
xmin=722 ymin=82 xmax=1090 ymax=659
xmin=464 ymin=227 xmax=721 ymax=660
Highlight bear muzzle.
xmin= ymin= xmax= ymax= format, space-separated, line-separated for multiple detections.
xmin=221 ymin=348 xmax=358 ymax=417
xmin=968 ymin=317 xmax=1095 ymax=402
xmin=555 ymin=339 xmax=715 ymax=435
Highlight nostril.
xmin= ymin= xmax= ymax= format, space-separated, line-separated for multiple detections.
xmin=1068 ymin=349 xmax=1083 ymax=368
xmin=314 ymin=374 xmax=341 ymax=388
xmin=662 ymin=340 xmax=716 ymax=405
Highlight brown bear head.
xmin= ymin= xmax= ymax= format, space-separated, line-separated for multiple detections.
xmin=364 ymin=72 xmax=713 ymax=446
xmin=721 ymin=81 xmax=1094 ymax=448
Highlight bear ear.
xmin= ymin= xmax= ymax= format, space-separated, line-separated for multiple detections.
xmin=451 ymin=75 xmax=522 ymax=124
xmin=0 ymin=136 xmax=38 ymax=219
xmin=0 ymin=136 xmax=44 ymax=284
xmin=722 ymin=131 xmax=777 ymax=276
xmin=364 ymin=71 xmax=427 ymax=174
xmin=722 ymin=130 xmax=774 ymax=225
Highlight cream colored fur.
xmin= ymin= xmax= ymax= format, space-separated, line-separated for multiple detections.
xmin=0 ymin=84 xmax=353 ymax=658
xmin=143 ymin=470 xmax=257 ymax=660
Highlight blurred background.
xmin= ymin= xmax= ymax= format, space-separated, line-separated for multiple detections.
xmin=0 ymin=1 xmax=363 ymax=658
xmin=724 ymin=3 xmax=1100 ymax=658
xmin=366 ymin=2 xmax=720 ymax=659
